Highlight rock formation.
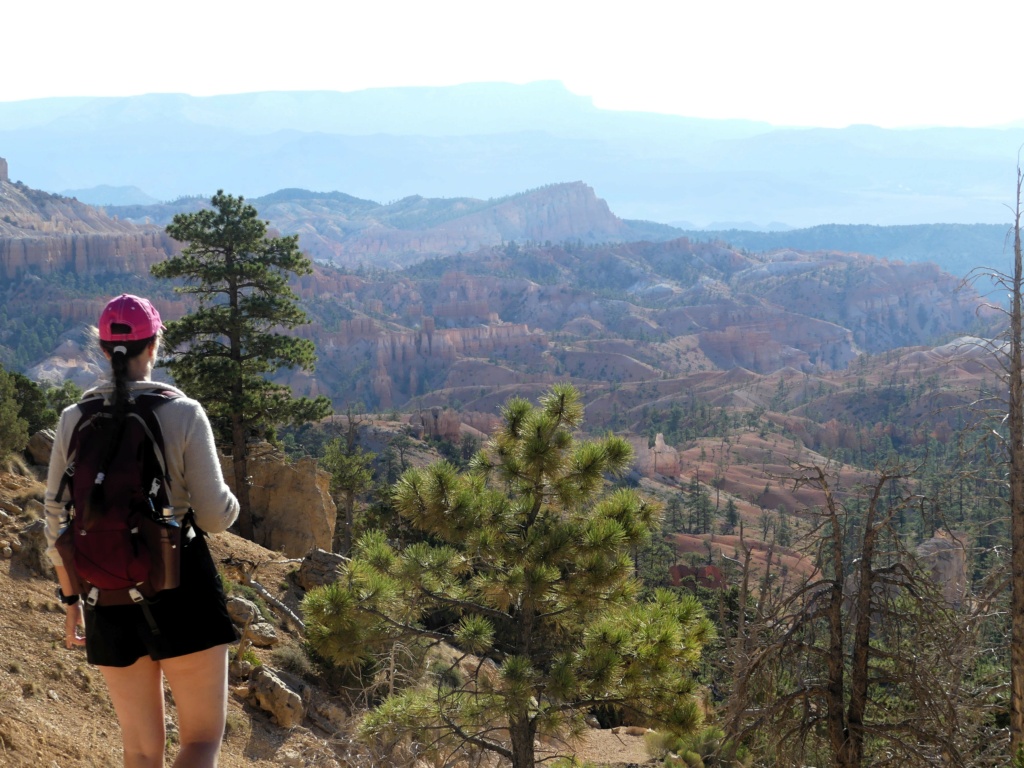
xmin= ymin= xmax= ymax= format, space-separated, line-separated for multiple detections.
xmin=220 ymin=448 xmax=335 ymax=557
xmin=296 ymin=548 xmax=346 ymax=590
xmin=14 ymin=519 xmax=51 ymax=577
xmin=25 ymin=430 xmax=55 ymax=466
xmin=248 ymin=667 xmax=305 ymax=728
xmin=366 ymin=322 xmax=547 ymax=408
xmin=247 ymin=182 xmax=633 ymax=267
xmin=0 ymin=174 xmax=180 ymax=279
xmin=227 ymin=596 xmax=261 ymax=626
xmin=631 ymin=433 xmax=682 ymax=478
xmin=410 ymin=407 xmax=463 ymax=442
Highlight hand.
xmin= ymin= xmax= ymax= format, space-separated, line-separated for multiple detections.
xmin=64 ymin=603 xmax=85 ymax=648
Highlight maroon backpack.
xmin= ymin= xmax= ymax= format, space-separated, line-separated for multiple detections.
xmin=55 ymin=390 xmax=184 ymax=609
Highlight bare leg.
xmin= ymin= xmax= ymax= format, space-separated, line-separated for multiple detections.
xmin=161 ymin=644 xmax=230 ymax=768
xmin=99 ymin=657 xmax=166 ymax=768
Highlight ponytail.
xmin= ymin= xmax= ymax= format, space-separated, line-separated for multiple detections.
xmin=89 ymin=329 xmax=157 ymax=514
xmin=99 ymin=328 xmax=156 ymax=414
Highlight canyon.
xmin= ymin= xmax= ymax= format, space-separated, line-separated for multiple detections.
xmin=0 ymin=161 xmax=1003 ymax=467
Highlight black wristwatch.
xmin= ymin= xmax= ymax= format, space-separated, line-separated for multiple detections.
xmin=55 ymin=586 xmax=80 ymax=606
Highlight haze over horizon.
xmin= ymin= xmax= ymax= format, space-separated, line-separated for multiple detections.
xmin=8 ymin=0 xmax=1024 ymax=130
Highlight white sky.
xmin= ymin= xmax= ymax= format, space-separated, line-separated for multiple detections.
xmin=4 ymin=0 xmax=1023 ymax=129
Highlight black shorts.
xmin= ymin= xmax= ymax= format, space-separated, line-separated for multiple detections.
xmin=83 ymin=530 xmax=239 ymax=667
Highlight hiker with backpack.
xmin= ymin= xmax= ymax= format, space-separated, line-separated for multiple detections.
xmin=44 ymin=294 xmax=240 ymax=768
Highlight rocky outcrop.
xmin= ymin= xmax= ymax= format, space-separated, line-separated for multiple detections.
xmin=25 ymin=430 xmax=55 ymax=466
xmin=220 ymin=449 xmax=335 ymax=557
xmin=248 ymin=667 xmax=305 ymax=728
xmin=459 ymin=411 xmax=502 ymax=436
xmin=246 ymin=621 xmax=280 ymax=648
xmin=227 ymin=596 xmax=261 ymax=626
xmin=0 ymin=177 xmax=181 ymax=279
xmin=631 ymin=434 xmax=682 ymax=478
xmin=368 ymin=323 xmax=547 ymax=408
xmin=296 ymin=548 xmax=346 ymax=590
xmin=15 ymin=519 xmax=51 ymax=577
xmin=410 ymin=407 xmax=462 ymax=442
xmin=27 ymin=337 xmax=104 ymax=388
xmin=0 ymin=231 xmax=180 ymax=280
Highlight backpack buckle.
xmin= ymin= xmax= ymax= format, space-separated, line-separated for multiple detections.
xmin=86 ymin=587 xmax=99 ymax=606
xmin=128 ymin=587 xmax=145 ymax=604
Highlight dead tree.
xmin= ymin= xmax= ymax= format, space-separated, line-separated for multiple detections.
xmin=1009 ymin=168 xmax=1024 ymax=761
xmin=965 ymin=165 xmax=1024 ymax=761
xmin=722 ymin=460 xmax=985 ymax=767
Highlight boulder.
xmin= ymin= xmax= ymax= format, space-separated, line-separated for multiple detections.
xmin=14 ymin=519 xmax=51 ymax=576
xmin=249 ymin=666 xmax=304 ymax=728
xmin=296 ymin=548 xmax=346 ymax=590
xmin=23 ymin=499 xmax=45 ymax=519
xmin=221 ymin=446 xmax=335 ymax=557
xmin=26 ymin=430 xmax=55 ymax=466
xmin=247 ymin=622 xmax=280 ymax=648
xmin=226 ymin=597 xmax=260 ymax=627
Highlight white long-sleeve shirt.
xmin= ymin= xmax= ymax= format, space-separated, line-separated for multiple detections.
xmin=44 ymin=379 xmax=240 ymax=567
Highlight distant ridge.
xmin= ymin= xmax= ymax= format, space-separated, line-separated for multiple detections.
xmin=108 ymin=182 xmax=682 ymax=267
xmin=62 ymin=184 xmax=159 ymax=206
xmin=683 ymin=223 xmax=1011 ymax=278
xmin=1 ymin=84 xmax=1022 ymax=226
xmin=100 ymin=182 xmax=1008 ymax=278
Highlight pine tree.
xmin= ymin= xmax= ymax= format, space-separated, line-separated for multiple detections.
xmin=321 ymin=412 xmax=375 ymax=556
xmin=302 ymin=384 xmax=714 ymax=768
xmin=0 ymin=365 xmax=28 ymax=459
xmin=9 ymin=370 xmax=56 ymax=434
xmin=152 ymin=190 xmax=331 ymax=537
xmin=722 ymin=497 xmax=739 ymax=534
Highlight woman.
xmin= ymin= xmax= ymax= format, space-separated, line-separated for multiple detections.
xmin=45 ymin=294 xmax=240 ymax=768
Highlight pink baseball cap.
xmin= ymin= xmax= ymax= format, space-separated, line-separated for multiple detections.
xmin=99 ymin=294 xmax=165 ymax=342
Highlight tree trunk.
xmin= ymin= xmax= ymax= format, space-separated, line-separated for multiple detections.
xmin=724 ymin=537 xmax=754 ymax=748
xmin=843 ymin=492 xmax=879 ymax=768
xmin=332 ymin=490 xmax=354 ymax=556
xmin=821 ymin=470 xmax=851 ymax=768
xmin=227 ymin=254 xmax=253 ymax=540
xmin=1010 ymin=168 xmax=1024 ymax=761
xmin=343 ymin=490 xmax=354 ymax=556
xmin=233 ymin=413 xmax=252 ymax=539
xmin=508 ymin=713 xmax=536 ymax=768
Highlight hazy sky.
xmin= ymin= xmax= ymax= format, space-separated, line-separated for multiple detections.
xmin=5 ymin=0 xmax=1023 ymax=129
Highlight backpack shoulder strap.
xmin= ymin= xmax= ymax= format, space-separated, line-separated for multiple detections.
xmin=55 ymin=394 xmax=108 ymax=505
xmin=130 ymin=390 xmax=182 ymax=495
xmin=56 ymin=390 xmax=182 ymax=505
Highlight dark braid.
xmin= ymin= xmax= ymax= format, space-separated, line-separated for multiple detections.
xmin=89 ymin=327 xmax=157 ymax=514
